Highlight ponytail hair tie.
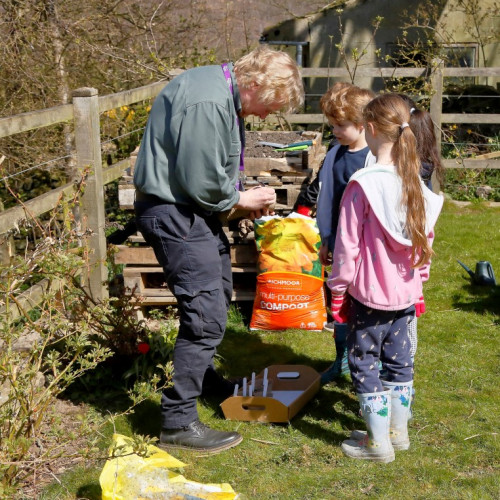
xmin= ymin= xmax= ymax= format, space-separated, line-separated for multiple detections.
xmin=410 ymin=107 xmax=416 ymax=115
xmin=400 ymin=122 xmax=409 ymax=130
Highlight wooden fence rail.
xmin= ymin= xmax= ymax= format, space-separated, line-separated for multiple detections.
xmin=0 ymin=65 xmax=499 ymax=317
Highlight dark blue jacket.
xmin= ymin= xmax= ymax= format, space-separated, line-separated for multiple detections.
xmin=316 ymin=144 xmax=375 ymax=251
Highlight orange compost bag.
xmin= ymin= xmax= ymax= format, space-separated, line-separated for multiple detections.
xmin=250 ymin=213 xmax=327 ymax=331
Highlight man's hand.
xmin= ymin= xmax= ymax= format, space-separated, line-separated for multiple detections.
xmin=235 ymin=186 xmax=276 ymax=220
xmin=415 ymin=295 xmax=426 ymax=317
xmin=331 ymin=294 xmax=348 ymax=323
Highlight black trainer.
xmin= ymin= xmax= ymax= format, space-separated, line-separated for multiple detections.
xmin=159 ymin=420 xmax=242 ymax=453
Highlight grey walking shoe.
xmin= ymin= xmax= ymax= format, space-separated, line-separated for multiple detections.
xmin=323 ymin=321 xmax=336 ymax=333
xmin=159 ymin=420 xmax=242 ymax=454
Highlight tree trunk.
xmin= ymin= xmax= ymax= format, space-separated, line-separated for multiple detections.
xmin=45 ymin=0 xmax=77 ymax=180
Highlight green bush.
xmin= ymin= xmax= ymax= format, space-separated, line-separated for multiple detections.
xmin=0 ymin=199 xmax=175 ymax=496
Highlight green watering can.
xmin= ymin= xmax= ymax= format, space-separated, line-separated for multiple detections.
xmin=457 ymin=260 xmax=496 ymax=286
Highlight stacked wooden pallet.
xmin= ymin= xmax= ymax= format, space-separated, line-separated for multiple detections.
xmin=113 ymin=131 xmax=325 ymax=307
xmin=114 ymin=230 xmax=257 ymax=306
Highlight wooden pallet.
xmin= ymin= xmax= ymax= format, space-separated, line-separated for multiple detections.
xmin=119 ymin=178 xmax=308 ymax=213
xmin=115 ymin=243 xmax=257 ymax=266
xmin=114 ymin=220 xmax=258 ymax=306
xmin=122 ymin=265 xmax=257 ymax=305
xmin=244 ymin=130 xmax=324 ymax=176
xmin=127 ymin=229 xmax=255 ymax=246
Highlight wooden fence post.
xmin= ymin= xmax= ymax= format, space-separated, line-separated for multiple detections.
xmin=72 ymin=87 xmax=108 ymax=301
xmin=0 ymin=199 xmax=14 ymax=266
xmin=430 ymin=59 xmax=444 ymax=193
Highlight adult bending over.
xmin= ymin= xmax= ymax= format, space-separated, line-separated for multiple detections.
xmin=133 ymin=46 xmax=304 ymax=453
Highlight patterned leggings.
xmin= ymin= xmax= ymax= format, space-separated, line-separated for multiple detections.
xmin=347 ymin=297 xmax=414 ymax=394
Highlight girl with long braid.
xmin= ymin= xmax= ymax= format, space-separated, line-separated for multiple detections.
xmin=327 ymin=93 xmax=443 ymax=463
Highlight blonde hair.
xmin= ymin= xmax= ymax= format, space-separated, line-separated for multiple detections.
xmin=321 ymin=83 xmax=374 ymax=124
xmin=363 ymin=94 xmax=433 ymax=267
xmin=234 ymin=45 xmax=304 ymax=113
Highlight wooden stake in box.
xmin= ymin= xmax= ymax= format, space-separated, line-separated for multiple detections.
xmin=220 ymin=365 xmax=320 ymax=423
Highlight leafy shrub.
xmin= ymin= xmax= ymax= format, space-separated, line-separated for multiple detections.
xmin=0 ymin=195 xmax=174 ymax=495
xmin=0 ymin=210 xmax=112 ymax=495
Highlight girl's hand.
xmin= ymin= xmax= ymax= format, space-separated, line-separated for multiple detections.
xmin=415 ymin=295 xmax=426 ymax=317
xmin=331 ymin=294 xmax=348 ymax=323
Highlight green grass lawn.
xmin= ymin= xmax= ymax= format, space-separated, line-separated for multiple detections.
xmin=45 ymin=201 xmax=500 ymax=499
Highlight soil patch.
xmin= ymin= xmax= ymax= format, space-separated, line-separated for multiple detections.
xmin=18 ymin=398 xmax=100 ymax=498
xmin=245 ymin=131 xmax=306 ymax=158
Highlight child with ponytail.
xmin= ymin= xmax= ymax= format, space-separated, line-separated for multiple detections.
xmin=327 ymin=93 xmax=443 ymax=463
xmin=397 ymin=93 xmax=445 ymax=192
xmin=391 ymin=94 xmax=445 ymax=412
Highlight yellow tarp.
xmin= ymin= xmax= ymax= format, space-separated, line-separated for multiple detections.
xmin=100 ymin=434 xmax=239 ymax=499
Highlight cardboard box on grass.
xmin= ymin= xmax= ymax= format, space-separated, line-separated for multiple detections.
xmin=220 ymin=364 xmax=320 ymax=423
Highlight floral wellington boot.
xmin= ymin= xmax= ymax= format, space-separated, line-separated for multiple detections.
xmin=341 ymin=390 xmax=395 ymax=463
xmin=349 ymin=381 xmax=413 ymax=451
xmin=382 ymin=381 xmax=413 ymax=450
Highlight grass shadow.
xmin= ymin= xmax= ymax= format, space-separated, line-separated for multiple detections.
xmin=59 ymin=355 xmax=165 ymax=439
xmin=127 ymin=397 xmax=162 ymax=437
xmin=200 ymin=320 xmax=311 ymax=417
xmin=214 ymin=323 xmax=314 ymax=379
xmin=291 ymin=383 xmax=362 ymax=445
xmin=59 ymin=356 xmax=136 ymax=414
xmin=76 ymin=483 xmax=101 ymax=500
xmin=205 ymin=318 xmax=361 ymax=441
xmin=451 ymin=281 xmax=500 ymax=318
xmin=60 ymin=304 xmax=355 ymax=442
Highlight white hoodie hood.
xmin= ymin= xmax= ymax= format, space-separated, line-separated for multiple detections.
xmin=349 ymin=164 xmax=444 ymax=246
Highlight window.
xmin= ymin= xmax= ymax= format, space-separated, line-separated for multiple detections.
xmin=441 ymin=44 xmax=477 ymax=68
xmin=442 ymin=44 xmax=478 ymax=85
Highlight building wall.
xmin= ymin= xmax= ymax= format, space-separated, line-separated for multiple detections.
xmin=261 ymin=0 xmax=500 ymax=111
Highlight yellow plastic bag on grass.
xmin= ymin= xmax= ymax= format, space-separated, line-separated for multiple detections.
xmin=100 ymin=434 xmax=239 ymax=499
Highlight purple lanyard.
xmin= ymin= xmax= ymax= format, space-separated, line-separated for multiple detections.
xmin=221 ymin=63 xmax=245 ymax=191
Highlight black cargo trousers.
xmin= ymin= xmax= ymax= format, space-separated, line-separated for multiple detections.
xmin=135 ymin=199 xmax=232 ymax=429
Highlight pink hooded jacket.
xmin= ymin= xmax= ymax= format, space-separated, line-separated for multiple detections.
xmin=327 ymin=164 xmax=443 ymax=311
